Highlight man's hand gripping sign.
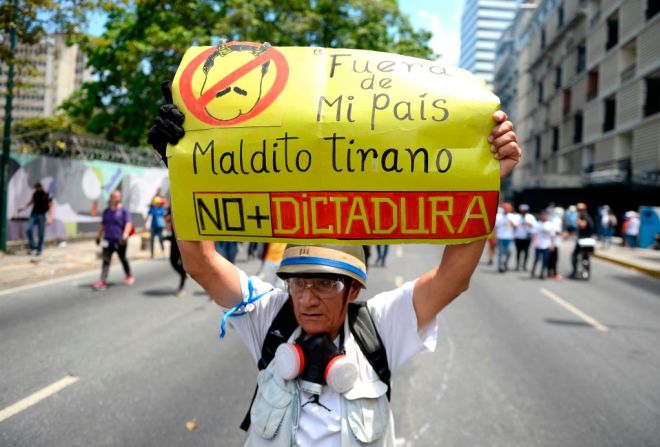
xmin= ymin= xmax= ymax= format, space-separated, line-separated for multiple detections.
xmin=168 ymin=41 xmax=505 ymax=245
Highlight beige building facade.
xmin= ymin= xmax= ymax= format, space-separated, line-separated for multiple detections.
xmin=506 ymin=0 xmax=659 ymax=208
xmin=1 ymin=34 xmax=89 ymax=122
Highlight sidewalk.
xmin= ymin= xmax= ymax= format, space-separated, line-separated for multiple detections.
xmin=0 ymin=236 xmax=658 ymax=293
xmin=591 ymin=241 xmax=660 ymax=278
xmin=0 ymin=236 xmax=152 ymax=292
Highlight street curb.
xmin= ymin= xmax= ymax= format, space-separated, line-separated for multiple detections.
xmin=592 ymin=252 xmax=660 ymax=279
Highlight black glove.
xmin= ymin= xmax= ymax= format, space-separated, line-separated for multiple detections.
xmin=147 ymin=81 xmax=185 ymax=167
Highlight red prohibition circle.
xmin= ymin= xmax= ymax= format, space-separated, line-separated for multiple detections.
xmin=179 ymin=42 xmax=289 ymax=126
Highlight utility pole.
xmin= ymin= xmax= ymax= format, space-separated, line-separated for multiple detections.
xmin=1 ymin=1 xmax=18 ymax=253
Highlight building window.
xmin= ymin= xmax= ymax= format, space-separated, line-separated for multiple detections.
xmin=552 ymin=127 xmax=560 ymax=152
xmin=541 ymin=28 xmax=546 ymax=49
xmin=574 ymin=112 xmax=583 ymax=143
xmin=563 ymin=88 xmax=572 ymax=114
xmin=535 ymin=135 xmax=542 ymax=161
xmin=606 ymin=13 xmax=619 ymax=50
xmin=558 ymin=4 xmax=565 ymax=28
xmin=644 ymin=76 xmax=660 ymax=116
xmin=577 ymin=44 xmax=586 ymax=74
xmin=603 ymin=97 xmax=616 ymax=131
xmin=587 ymin=70 xmax=599 ymax=100
xmin=647 ymin=0 xmax=660 ymax=20
xmin=538 ymin=81 xmax=544 ymax=103
xmin=555 ymin=67 xmax=562 ymax=89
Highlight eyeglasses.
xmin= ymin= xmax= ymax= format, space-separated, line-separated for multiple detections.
xmin=286 ymin=277 xmax=345 ymax=299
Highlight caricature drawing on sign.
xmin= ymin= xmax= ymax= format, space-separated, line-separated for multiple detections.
xmin=198 ymin=42 xmax=273 ymax=121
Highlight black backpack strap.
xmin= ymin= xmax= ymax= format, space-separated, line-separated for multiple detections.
xmin=348 ymin=302 xmax=391 ymax=399
xmin=241 ymin=298 xmax=298 ymax=431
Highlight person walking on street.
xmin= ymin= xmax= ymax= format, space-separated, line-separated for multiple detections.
xmin=19 ymin=182 xmax=53 ymax=258
xmin=215 ymin=241 xmax=240 ymax=264
xmin=624 ymin=211 xmax=640 ymax=248
xmin=570 ymin=202 xmax=594 ymax=279
xmin=147 ymin=196 xmax=167 ymax=258
xmin=148 ymin=88 xmax=522 ymax=444
xmin=548 ymin=207 xmax=564 ymax=279
xmin=165 ymin=207 xmax=187 ymax=297
xmin=530 ymin=210 xmax=556 ymax=279
xmin=494 ymin=203 xmax=516 ymax=273
xmin=375 ymin=244 xmax=389 ymax=267
xmin=565 ymin=205 xmax=577 ymax=236
xmin=513 ymin=204 xmax=535 ymax=271
xmin=93 ymin=190 xmax=134 ymax=290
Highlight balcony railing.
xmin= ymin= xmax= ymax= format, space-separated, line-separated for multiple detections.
xmin=620 ymin=64 xmax=636 ymax=82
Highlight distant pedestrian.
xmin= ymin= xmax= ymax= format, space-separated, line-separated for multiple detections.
xmin=565 ymin=205 xmax=577 ymax=236
xmin=624 ymin=211 xmax=640 ymax=248
xmin=147 ymin=196 xmax=167 ymax=258
xmin=531 ymin=210 xmax=555 ymax=279
xmin=600 ymin=207 xmax=617 ymax=249
xmin=93 ymin=190 xmax=134 ymax=290
xmin=215 ymin=241 xmax=240 ymax=264
xmin=570 ymin=202 xmax=594 ymax=279
xmin=247 ymin=242 xmax=260 ymax=260
xmin=486 ymin=231 xmax=497 ymax=265
xmin=548 ymin=207 xmax=564 ymax=279
xmin=19 ymin=182 xmax=53 ymax=258
xmin=165 ymin=208 xmax=186 ymax=297
xmin=513 ymin=204 xmax=536 ymax=271
xmin=363 ymin=245 xmax=372 ymax=268
xmin=376 ymin=244 xmax=389 ymax=267
xmin=494 ymin=203 xmax=516 ymax=272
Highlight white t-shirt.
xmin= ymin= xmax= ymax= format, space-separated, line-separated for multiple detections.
xmin=226 ymin=270 xmax=438 ymax=446
xmin=626 ymin=217 xmax=640 ymax=236
xmin=495 ymin=212 xmax=516 ymax=240
xmin=512 ymin=213 xmax=537 ymax=239
xmin=532 ymin=220 xmax=556 ymax=249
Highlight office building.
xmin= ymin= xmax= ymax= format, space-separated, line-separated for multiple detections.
xmin=0 ymin=34 xmax=90 ymax=122
xmin=511 ymin=0 xmax=660 ymax=210
xmin=460 ymin=0 xmax=521 ymax=89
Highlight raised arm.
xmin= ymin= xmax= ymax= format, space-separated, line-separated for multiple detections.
xmin=412 ymin=111 xmax=521 ymax=329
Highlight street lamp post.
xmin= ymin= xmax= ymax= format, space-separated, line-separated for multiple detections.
xmin=1 ymin=6 xmax=18 ymax=253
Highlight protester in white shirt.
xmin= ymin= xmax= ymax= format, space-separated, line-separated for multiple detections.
xmin=512 ymin=204 xmax=536 ymax=271
xmin=531 ymin=210 xmax=556 ymax=279
xmin=495 ymin=202 xmax=517 ymax=273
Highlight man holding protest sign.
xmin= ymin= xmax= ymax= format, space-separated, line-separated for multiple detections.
xmin=149 ymin=95 xmax=520 ymax=447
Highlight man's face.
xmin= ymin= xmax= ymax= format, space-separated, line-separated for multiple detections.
xmin=110 ymin=191 xmax=121 ymax=207
xmin=288 ymin=276 xmax=360 ymax=338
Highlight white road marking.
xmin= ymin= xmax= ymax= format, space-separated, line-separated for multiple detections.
xmin=394 ymin=275 xmax=404 ymax=288
xmin=540 ymin=288 xmax=608 ymax=332
xmin=0 ymin=375 xmax=79 ymax=423
xmin=395 ymin=246 xmax=403 ymax=257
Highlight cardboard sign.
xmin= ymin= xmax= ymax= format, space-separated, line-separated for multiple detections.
xmin=169 ymin=42 xmax=500 ymax=244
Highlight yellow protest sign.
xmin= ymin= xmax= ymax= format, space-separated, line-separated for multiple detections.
xmin=169 ymin=41 xmax=500 ymax=244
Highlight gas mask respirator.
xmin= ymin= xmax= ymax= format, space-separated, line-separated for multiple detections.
xmin=274 ymin=333 xmax=358 ymax=395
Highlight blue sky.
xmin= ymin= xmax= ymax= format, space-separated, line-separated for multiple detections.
xmin=400 ymin=0 xmax=465 ymax=65
xmin=87 ymin=1 xmax=465 ymax=64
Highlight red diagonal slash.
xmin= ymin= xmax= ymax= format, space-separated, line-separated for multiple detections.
xmin=179 ymin=42 xmax=289 ymax=126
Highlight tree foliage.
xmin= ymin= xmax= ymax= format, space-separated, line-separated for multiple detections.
xmin=62 ymin=0 xmax=434 ymax=146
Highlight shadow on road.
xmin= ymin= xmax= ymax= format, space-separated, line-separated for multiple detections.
xmin=142 ymin=288 xmax=179 ymax=297
xmin=544 ymin=318 xmax=593 ymax=328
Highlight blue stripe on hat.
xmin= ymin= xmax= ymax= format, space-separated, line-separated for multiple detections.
xmin=280 ymin=256 xmax=367 ymax=280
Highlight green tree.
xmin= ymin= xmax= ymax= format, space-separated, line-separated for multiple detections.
xmin=62 ymin=0 xmax=433 ymax=146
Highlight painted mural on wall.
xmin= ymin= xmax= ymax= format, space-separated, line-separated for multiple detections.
xmin=7 ymin=153 xmax=169 ymax=241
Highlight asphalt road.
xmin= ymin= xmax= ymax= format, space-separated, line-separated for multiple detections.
xmin=1 ymin=244 xmax=659 ymax=447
